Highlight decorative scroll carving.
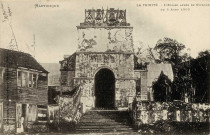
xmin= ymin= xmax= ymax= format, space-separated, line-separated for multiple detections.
xmin=82 ymin=8 xmax=130 ymax=27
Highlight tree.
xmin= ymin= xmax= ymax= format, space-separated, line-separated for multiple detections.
xmin=1 ymin=2 xmax=19 ymax=51
xmin=154 ymin=37 xmax=186 ymax=66
xmin=152 ymin=71 xmax=172 ymax=102
xmin=172 ymin=51 xmax=209 ymax=103
xmin=197 ymin=50 xmax=210 ymax=58
xmin=134 ymin=41 xmax=149 ymax=70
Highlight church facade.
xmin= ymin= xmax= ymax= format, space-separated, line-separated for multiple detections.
xmin=60 ymin=8 xmax=136 ymax=109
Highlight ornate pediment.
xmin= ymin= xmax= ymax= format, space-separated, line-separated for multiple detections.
xmin=81 ymin=8 xmax=130 ymax=27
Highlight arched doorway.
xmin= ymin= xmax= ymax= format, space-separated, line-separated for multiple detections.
xmin=95 ymin=68 xmax=115 ymax=109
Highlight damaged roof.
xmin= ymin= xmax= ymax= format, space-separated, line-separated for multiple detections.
xmin=134 ymin=55 xmax=147 ymax=70
xmin=60 ymin=53 xmax=76 ymax=71
xmin=0 ymin=48 xmax=48 ymax=73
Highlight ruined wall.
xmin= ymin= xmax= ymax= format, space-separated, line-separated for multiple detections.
xmin=74 ymin=79 xmax=94 ymax=98
xmin=75 ymin=53 xmax=134 ymax=78
xmin=74 ymin=53 xmax=136 ymax=108
xmin=134 ymin=70 xmax=148 ymax=100
xmin=134 ymin=64 xmax=173 ymax=101
xmin=115 ymin=79 xmax=136 ymax=107
xmin=140 ymin=71 xmax=148 ymax=100
xmin=130 ymin=101 xmax=210 ymax=126
xmin=60 ymin=8 xmax=136 ymax=109
xmin=60 ymin=71 xmax=75 ymax=88
xmin=77 ymin=27 xmax=133 ymax=53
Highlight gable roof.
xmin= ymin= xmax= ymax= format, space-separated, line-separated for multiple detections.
xmin=0 ymin=48 xmax=48 ymax=73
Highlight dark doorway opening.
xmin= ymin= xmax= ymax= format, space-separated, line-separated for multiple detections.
xmin=95 ymin=68 xmax=115 ymax=109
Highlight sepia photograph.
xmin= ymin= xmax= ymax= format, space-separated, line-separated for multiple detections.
xmin=0 ymin=0 xmax=210 ymax=134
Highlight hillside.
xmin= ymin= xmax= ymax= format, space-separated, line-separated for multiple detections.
xmin=41 ymin=63 xmax=60 ymax=86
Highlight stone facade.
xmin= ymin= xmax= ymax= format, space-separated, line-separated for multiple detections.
xmin=77 ymin=28 xmax=133 ymax=52
xmin=74 ymin=53 xmax=136 ymax=107
xmin=60 ymin=8 xmax=136 ymax=109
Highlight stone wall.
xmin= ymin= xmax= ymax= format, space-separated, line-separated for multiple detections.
xmin=60 ymin=71 xmax=75 ymax=88
xmin=74 ymin=53 xmax=136 ymax=108
xmin=134 ymin=70 xmax=148 ymax=100
xmin=134 ymin=64 xmax=174 ymax=101
xmin=147 ymin=64 xmax=173 ymax=101
xmin=77 ymin=27 xmax=133 ymax=53
xmin=75 ymin=53 xmax=134 ymax=78
xmin=130 ymin=100 xmax=210 ymax=128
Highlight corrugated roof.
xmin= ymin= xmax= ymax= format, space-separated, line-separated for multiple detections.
xmin=0 ymin=48 xmax=48 ymax=73
xmin=147 ymin=63 xmax=174 ymax=87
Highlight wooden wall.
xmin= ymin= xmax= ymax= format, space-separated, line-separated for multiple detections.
xmin=37 ymin=73 xmax=48 ymax=104
xmin=0 ymin=102 xmax=3 ymax=133
xmin=0 ymin=68 xmax=17 ymax=133
xmin=0 ymin=67 xmax=48 ymax=133
xmin=0 ymin=68 xmax=17 ymax=102
xmin=18 ymin=73 xmax=48 ymax=105
xmin=3 ymin=101 xmax=16 ymax=134
xmin=0 ymin=67 xmax=5 ymax=102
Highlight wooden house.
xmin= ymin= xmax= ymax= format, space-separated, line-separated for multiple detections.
xmin=0 ymin=48 xmax=48 ymax=134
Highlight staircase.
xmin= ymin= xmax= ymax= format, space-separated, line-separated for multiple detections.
xmin=75 ymin=110 xmax=136 ymax=134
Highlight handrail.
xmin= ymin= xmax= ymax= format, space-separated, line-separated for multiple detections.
xmin=61 ymin=85 xmax=80 ymax=97
xmin=59 ymin=84 xmax=83 ymax=124
xmin=72 ymin=87 xmax=82 ymax=119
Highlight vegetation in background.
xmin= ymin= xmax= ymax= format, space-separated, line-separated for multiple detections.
xmin=135 ymin=38 xmax=209 ymax=103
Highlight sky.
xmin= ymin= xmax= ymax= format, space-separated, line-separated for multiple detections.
xmin=0 ymin=0 xmax=210 ymax=63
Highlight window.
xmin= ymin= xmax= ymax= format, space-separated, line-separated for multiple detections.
xmin=33 ymin=74 xmax=37 ymax=87
xmin=29 ymin=73 xmax=37 ymax=88
xmin=0 ymin=68 xmax=4 ymax=84
xmin=22 ymin=72 xmax=28 ymax=87
xmin=17 ymin=70 xmax=38 ymax=88
xmin=22 ymin=104 xmax=26 ymax=117
xmin=17 ymin=71 xmax=22 ymax=87
xmin=29 ymin=73 xmax=32 ymax=87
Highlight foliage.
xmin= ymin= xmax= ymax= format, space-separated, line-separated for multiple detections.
xmin=190 ymin=55 xmax=208 ymax=102
xmin=135 ymin=38 xmax=209 ymax=103
xmin=172 ymin=54 xmax=209 ymax=103
xmin=197 ymin=50 xmax=210 ymax=58
xmin=134 ymin=41 xmax=150 ymax=69
xmin=154 ymin=37 xmax=186 ymax=66
xmin=153 ymin=71 xmax=172 ymax=102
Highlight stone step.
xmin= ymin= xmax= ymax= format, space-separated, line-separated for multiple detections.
xmin=77 ymin=125 xmax=132 ymax=129
xmin=75 ymin=110 xmax=135 ymax=134
xmin=80 ymin=117 xmax=129 ymax=121
xmin=78 ymin=121 xmax=129 ymax=126
xmin=80 ymin=119 xmax=130 ymax=124
xmin=75 ymin=128 xmax=133 ymax=132
xmin=82 ymin=112 xmax=130 ymax=116
xmin=81 ymin=115 xmax=130 ymax=118
xmin=87 ymin=110 xmax=129 ymax=113
xmin=80 ymin=119 xmax=117 ymax=122
xmin=82 ymin=115 xmax=129 ymax=118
